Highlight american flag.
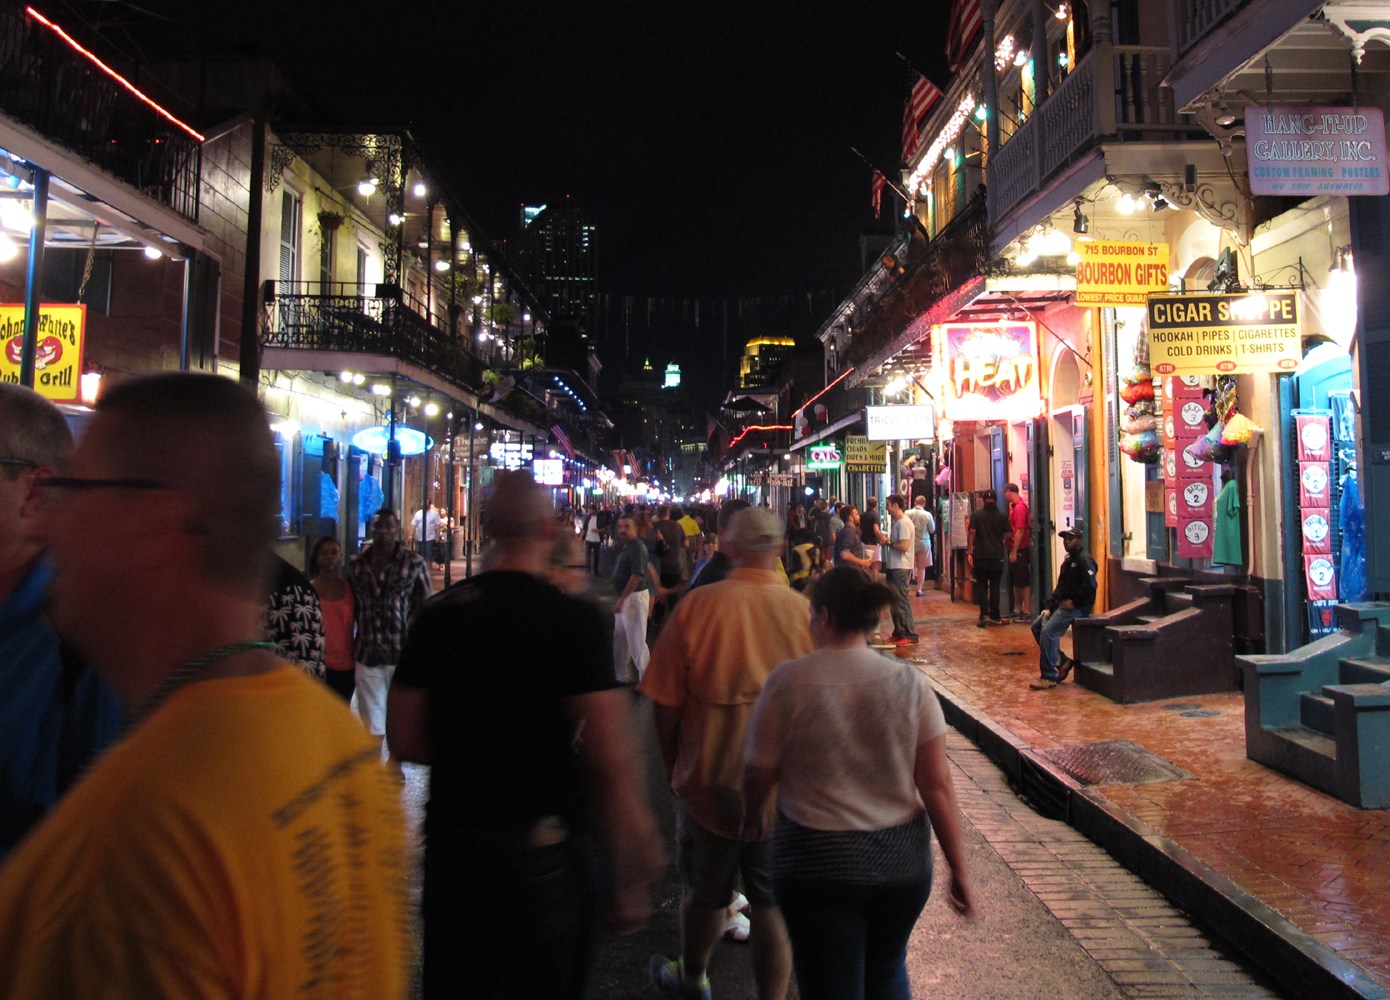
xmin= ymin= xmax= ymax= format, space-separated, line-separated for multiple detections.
xmin=946 ymin=0 xmax=984 ymax=73
xmin=550 ymin=424 xmax=574 ymax=459
xmin=901 ymin=71 xmax=943 ymax=163
xmin=871 ymin=169 xmax=886 ymax=218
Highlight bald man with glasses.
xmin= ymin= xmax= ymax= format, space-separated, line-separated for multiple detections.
xmin=0 ymin=383 xmax=122 ymax=861
xmin=0 ymin=374 xmax=410 ymax=998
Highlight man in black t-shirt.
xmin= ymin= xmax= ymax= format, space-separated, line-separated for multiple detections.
xmin=388 ymin=472 xmax=665 ymax=999
xmin=967 ymin=489 xmax=1010 ymax=626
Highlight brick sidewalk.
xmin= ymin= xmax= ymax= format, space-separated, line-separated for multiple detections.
xmin=898 ymin=587 xmax=1390 ymax=999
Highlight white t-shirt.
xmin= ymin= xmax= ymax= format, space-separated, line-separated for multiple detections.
xmin=411 ymin=507 xmax=442 ymax=542
xmin=746 ymin=645 xmax=947 ymax=831
xmin=884 ymin=514 xmax=914 ymax=571
xmin=906 ymin=507 xmax=934 ymax=552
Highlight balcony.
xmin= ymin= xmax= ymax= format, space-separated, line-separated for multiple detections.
xmin=845 ymin=194 xmax=990 ymax=378
xmin=988 ymin=43 xmax=1196 ymax=228
xmin=1173 ymin=0 xmax=1250 ymax=55
xmin=261 ymin=282 xmax=551 ymax=429
xmin=0 ymin=1 xmax=201 ymax=221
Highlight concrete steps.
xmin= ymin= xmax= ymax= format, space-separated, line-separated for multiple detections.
xmin=1071 ymin=578 xmax=1241 ymax=704
xmin=1240 ymin=603 xmax=1390 ymax=808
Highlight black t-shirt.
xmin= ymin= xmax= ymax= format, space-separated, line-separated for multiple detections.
xmin=653 ymin=519 xmax=687 ymax=577
xmin=393 ymin=570 xmax=617 ymax=831
xmin=968 ymin=505 xmax=1010 ymax=560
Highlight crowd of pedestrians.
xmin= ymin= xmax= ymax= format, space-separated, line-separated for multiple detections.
xmin=0 ymin=372 xmax=984 ymax=1000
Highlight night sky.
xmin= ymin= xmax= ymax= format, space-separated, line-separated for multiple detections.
xmin=86 ymin=0 xmax=956 ymax=400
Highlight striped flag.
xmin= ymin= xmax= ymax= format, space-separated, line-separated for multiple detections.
xmin=946 ymin=0 xmax=984 ymax=73
xmin=871 ymin=169 xmax=886 ymax=218
xmin=901 ymin=71 xmax=943 ymax=163
xmin=550 ymin=424 xmax=574 ymax=459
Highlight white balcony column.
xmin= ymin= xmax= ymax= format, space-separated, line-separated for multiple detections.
xmin=1029 ymin=0 xmax=1046 ymax=196
xmin=1091 ymin=1 xmax=1117 ymax=137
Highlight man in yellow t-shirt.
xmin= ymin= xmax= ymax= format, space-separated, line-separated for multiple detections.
xmin=0 ymin=373 xmax=409 ymax=1000
xmin=639 ymin=507 xmax=815 ymax=1000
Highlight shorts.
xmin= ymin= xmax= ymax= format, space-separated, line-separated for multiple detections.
xmin=865 ymin=544 xmax=882 ymax=564
xmin=913 ymin=548 xmax=931 ymax=572
xmin=1011 ymin=548 xmax=1032 ymax=586
xmin=676 ymin=803 xmax=775 ymax=910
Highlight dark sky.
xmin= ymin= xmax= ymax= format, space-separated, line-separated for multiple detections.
xmin=79 ymin=0 xmax=957 ymax=398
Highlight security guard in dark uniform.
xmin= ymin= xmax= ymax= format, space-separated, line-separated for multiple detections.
xmin=1029 ymin=529 xmax=1097 ymax=689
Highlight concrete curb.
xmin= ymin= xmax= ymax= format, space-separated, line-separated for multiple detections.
xmin=932 ymin=686 xmax=1390 ymax=1000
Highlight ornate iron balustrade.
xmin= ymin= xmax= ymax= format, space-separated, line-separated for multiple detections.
xmin=988 ymin=44 xmax=1190 ymax=227
xmin=845 ymin=194 xmax=990 ymax=370
xmin=263 ymin=285 xmax=487 ymax=394
xmin=0 ymin=1 xmax=201 ymax=221
xmin=1174 ymin=0 xmax=1249 ymax=55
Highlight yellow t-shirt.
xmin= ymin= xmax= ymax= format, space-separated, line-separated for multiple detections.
xmin=0 ymin=666 xmax=409 ymax=1000
xmin=639 ymin=568 xmax=814 ymax=839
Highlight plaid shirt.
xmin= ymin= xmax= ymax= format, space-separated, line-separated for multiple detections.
xmin=349 ymin=544 xmax=432 ymax=666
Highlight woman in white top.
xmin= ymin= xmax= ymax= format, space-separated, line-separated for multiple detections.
xmin=743 ymin=566 xmax=975 ymax=1000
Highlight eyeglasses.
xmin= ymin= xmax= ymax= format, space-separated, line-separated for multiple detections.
xmin=40 ymin=476 xmax=167 ymax=493
xmin=0 ymin=457 xmax=37 ymax=471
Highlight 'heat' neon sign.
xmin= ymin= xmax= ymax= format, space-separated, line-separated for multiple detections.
xmin=938 ymin=321 xmax=1042 ymax=422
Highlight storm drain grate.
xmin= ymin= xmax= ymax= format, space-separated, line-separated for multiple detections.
xmin=1037 ymin=740 xmax=1194 ymax=786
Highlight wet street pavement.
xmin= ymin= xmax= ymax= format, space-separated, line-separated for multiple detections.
xmin=400 ymin=563 xmax=1351 ymax=997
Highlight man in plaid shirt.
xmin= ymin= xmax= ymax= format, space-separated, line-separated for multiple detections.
xmin=349 ymin=509 xmax=431 ymax=746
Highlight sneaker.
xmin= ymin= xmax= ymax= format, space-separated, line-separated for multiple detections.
xmin=894 ymin=635 xmax=917 ymax=646
xmin=988 ymin=618 xmax=1005 ymax=626
xmin=1056 ymin=657 xmax=1075 ymax=683
xmin=1029 ymin=679 xmax=1059 ymax=690
xmin=722 ymin=910 xmax=750 ymax=942
xmin=1012 ymin=613 xmax=1033 ymax=623
xmin=649 ymin=955 xmax=712 ymax=1000
xmin=915 ymin=590 xmax=926 ymax=597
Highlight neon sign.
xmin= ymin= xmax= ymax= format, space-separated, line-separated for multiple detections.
xmin=806 ymin=443 xmax=843 ymax=470
xmin=351 ymin=425 xmax=432 ymax=456
xmin=938 ymin=321 xmax=1041 ymax=422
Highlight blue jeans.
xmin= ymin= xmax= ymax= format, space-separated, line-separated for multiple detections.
xmin=885 ymin=568 xmax=915 ymax=637
xmin=774 ymin=876 xmax=931 ymax=1000
xmin=1031 ymin=606 xmax=1085 ymax=680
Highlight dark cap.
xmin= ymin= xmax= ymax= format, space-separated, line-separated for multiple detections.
xmin=1058 ymin=529 xmax=1081 ymax=541
xmin=981 ymin=489 xmax=997 ymax=501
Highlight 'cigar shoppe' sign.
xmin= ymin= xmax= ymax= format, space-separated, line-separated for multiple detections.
xmin=1146 ymin=292 xmax=1301 ymax=376
xmin=935 ymin=321 xmax=1041 ymax=422
xmin=0 ymin=304 xmax=87 ymax=403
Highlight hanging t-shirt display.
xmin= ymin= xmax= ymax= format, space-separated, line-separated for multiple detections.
xmin=1293 ymin=410 xmax=1338 ymax=638
xmin=1213 ymin=478 xmax=1242 ymax=566
xmin=1173 ymin=377 xmax=1214 ymax=559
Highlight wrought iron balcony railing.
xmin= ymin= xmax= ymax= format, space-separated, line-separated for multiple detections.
xmin=845 ymin=193 xmax=990 ymax=369
xmin=259 ymin=282 xmax=555 ymax=432
xmin=0 ymin=1 xmax=201 ymax=221
xmin=989 ymin=43 xmax=1197 ymax=226
xmin=263 ymin=283 xmax=487 ymax=392
xmin=1173 ymin=0 xmax=1249 ymax=55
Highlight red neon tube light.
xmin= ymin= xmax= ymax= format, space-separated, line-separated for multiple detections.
xmin=792 ymin=365 xmax=855 ymax=417
xmin=25 ymin=7 xmax=205 ymax=142
xmin=728 ymin=424 xmax=793 ymax=448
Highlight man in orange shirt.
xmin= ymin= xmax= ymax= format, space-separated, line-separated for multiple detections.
xmin=0 ymin=373 xmax=409 ymax=999
xmin=639 ymin=508 xmax=815 ymax=1000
